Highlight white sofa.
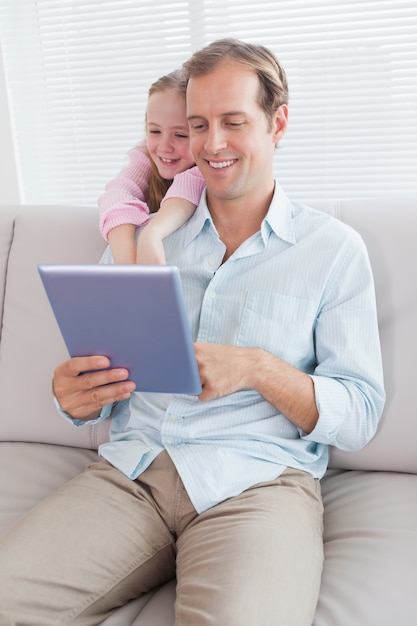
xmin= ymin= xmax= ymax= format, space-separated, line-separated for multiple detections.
xmin=0 ymin=199 xmax=416 ymax=625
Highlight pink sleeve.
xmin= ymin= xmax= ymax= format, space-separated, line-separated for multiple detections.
xmin=162 ymin=166 xmax=206 ymax=206
xmin=98 ymin=147 xmax=153 ymax=241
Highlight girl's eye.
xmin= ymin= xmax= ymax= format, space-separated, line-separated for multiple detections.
xmin=176 ymin=133 xmax=189 ymax=139
xmin=148 ymin=129 xmax=161 ymax=135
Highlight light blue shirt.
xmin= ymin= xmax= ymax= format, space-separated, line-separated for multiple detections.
xmin=62 ymin=183 xmax=385 ymax=514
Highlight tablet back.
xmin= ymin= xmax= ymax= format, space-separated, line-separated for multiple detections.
xmin=38 ymin=264 xmax=202 ymax=394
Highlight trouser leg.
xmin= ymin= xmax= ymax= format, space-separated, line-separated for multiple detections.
xmin=0 ymin=453 xmax=323 ymax=626
xmin=175 ymin=467 xmax=324 ymax=626
xmin=0 ymin=459 xmax=176 ymax=626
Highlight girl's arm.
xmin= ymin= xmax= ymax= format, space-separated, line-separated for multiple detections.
xmin=98 ymin=146 xmax=152 ymax=263
xmin=108 ymin=224 xmax=137 ymax=265
xmin=136 ymin=167 xmax=206 ymax=264
xmin=136 ymin=199 xmax=196 ymax=264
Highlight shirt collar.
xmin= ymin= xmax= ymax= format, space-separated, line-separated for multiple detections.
xmin=183 ymin=189 xmax=218 ymax=247
xmin=262 ymin=182 xmax=296 ymax=245
xmin=183 ymin=182 xmax=296 ymax=248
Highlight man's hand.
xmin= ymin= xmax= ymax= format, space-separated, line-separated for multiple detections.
xmin=194 ymin=342 xmax=318 ymax=433
xmin=53 ymin=356 xmax=136 ymax=421
xmin=194 ymin=342 xmax=253 ymax=402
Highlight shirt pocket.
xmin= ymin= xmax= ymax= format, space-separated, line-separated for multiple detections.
xmin=236 ymin=291 xmax=317 ymax=368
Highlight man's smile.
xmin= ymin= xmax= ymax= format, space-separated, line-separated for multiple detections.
xmin=208 ymin=159 xmax=237 ymax=169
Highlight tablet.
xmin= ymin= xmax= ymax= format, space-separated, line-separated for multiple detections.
xmin=38 ymin=264 xmax=202 ymax=394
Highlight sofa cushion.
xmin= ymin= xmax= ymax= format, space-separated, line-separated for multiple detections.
xmin=311 ymin=198 xmax=417 ymax=474
xmin=0 ymin=442 xmax=98 ymax=534
xmin=0 ymin=205 xmax=110 ymax=448
xmin=315 ymin=469 xmax=417 ymax=625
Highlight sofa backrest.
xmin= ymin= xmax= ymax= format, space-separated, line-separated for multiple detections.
xmin=0 ymin=200 xmax=416 ymax=473
xmin=0 ymin=205 xmax=110 ymax=449
xmin=312 ymin=198 xmax=417 ymax=473
xmin=0 ymin=207 xmax=17 ymax=340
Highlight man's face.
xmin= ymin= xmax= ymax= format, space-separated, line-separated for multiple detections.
xmin=186 ymin=60 xmax=287 ymax=207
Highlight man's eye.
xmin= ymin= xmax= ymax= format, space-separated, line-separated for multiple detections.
xmin=190 ymin=122 xmax=206 ymax=131
xmin=149 ymin=129 xmax=161 ymax=135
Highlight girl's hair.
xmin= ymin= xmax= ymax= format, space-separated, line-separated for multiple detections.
xmin=182 ymin=38 xmax=288 ymax=132
xmin=145 ymin=69 xmax=188 ymax=213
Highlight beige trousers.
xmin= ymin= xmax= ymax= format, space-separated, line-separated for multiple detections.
xmin=0 ymin=451 xmax=323 ymax=626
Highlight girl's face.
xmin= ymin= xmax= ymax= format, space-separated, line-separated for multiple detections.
xmin=146 ymin=88 xmax=195 ymax=180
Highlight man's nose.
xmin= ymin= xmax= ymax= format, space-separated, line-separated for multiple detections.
xmin=204 ymin=125 xmax=227 ymax=154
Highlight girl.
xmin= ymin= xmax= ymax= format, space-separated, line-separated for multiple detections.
xmin=98 ymin=69 xmax=205 ymax=264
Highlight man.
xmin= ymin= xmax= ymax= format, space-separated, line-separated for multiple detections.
xmin=0 ymin=39 xmax=385 ymax=625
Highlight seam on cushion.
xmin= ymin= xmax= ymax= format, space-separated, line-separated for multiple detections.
xmin=0 ymin=213 xmax=15 ymax=345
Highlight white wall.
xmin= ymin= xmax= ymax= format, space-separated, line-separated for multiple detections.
xmin=0 ymin=41 xmax=20 ymax=205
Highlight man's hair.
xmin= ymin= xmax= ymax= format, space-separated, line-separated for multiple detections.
xmin=182 ymin=38 xmax=288 ymax=130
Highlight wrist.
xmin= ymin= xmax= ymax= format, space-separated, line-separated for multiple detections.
xmin=246 ymin=348 xmax=271 ymax=389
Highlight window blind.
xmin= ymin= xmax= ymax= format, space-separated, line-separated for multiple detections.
xmin=0 ymin=0 xmax=416 ymax=205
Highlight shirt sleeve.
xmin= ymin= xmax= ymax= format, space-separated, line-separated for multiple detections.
xmin=301 ymin=232 xmax=385 ymax=451
xmin=162 ymin=166 xmax=206 ymax=206
xmin=53 ymin=394 xmax=113 ymax=426
xmin=98 ymin=147 xmax=153 ymax=241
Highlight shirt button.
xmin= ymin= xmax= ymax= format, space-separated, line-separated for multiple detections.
xmin=171 ymin=414 xmax=178 ymax=421
xmin=208 ymin=258 xmax=216 ymax=266
xmin=209 ymin=291 xmax=216 ymax=299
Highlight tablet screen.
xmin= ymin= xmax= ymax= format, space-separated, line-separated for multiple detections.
xmin=38 ymin=264 xmax=202 ymax=394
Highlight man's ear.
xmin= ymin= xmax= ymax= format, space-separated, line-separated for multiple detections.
xmin=272 ymin=104 xmax=289 ymax=144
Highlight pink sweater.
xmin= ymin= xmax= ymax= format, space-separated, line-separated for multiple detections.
xmin=98 ymin=147 xmax=205 ymax=241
